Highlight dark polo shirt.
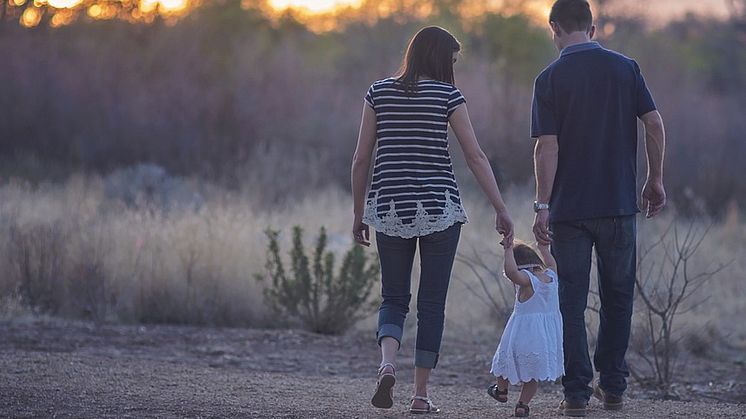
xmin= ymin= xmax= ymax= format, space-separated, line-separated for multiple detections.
xmin=531 ymin=41 xmax=657 ymax=223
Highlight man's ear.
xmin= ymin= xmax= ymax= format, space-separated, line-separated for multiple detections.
xmin=550 ymin=21 xmax=563 ymax=37
xmin=588 ymin=24 xmax=596 ymax=39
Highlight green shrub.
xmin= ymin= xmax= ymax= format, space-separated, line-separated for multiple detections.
xmin=256 ymin=226 xmax=379 ymax=335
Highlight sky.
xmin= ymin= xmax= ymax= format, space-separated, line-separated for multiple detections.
xmin=17 ymin=0 xmax=738 ymax=29
xmin=268 ymin=0 xmax=734 ymax=20
xmin=606 ymin=0 xmax=732 ymax=21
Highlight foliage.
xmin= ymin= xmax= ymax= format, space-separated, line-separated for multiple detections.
xmin=8 ymin=223 xmax=67 ymax=313
xmin=455 ymin=245 xmax=514 ymax=319
xmin=630 ymin=222 xmax=727 ymax=398
xmin=256 ymin=226 xmax=379 ymax=335
xmin=0 ymin=1 xmax=745 ymax=215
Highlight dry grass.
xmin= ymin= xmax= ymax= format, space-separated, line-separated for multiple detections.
xmin=0 ymin=176 xmax=744 ymax=350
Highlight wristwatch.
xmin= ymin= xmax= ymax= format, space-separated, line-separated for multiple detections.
xmin=533 ymin=201 xmax=550 ymax=212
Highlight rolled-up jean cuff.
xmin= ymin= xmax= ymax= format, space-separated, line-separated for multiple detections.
xmin=377 ymin=324 xmax=403 ymax=348
xmin=415 ymin=349 xmax=439 ymax=369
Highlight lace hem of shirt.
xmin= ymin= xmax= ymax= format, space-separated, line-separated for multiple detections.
xmin=363 ymin=190 xmax=468 ymax=239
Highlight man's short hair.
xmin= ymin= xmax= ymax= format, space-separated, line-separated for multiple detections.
xmin=550 ymin=0 xmax=593 ymax=34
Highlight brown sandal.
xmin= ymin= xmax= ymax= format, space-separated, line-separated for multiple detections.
xmin=371 ymin=363 xmax=396 ymax=409
xmin=487 ymin=384 xmax=508 ymax=403
xmin=515 ymin=401 xmax=530 ymax=417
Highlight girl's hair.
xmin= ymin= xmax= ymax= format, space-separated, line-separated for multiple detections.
xmin=395 ymin=26 xmax=461 ymax=94
xmin=514 ymin=242 xmax=546 ymax=269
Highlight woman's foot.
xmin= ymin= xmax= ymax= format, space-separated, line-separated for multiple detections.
xmin=371 ymin=363 xmax=396 ymax=409
xmin=410 ymin=396 xmax=441 ymax=414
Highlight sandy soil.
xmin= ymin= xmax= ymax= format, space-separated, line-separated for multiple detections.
xmin=1 ymin=319 xmax=744 ymax=418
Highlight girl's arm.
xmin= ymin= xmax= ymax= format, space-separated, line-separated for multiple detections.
xmin=504 ymin=243 xmax=531 ymax=287
xmin=350 ymin=103 xmax=377 ymax=246
xmin=449 ymin=104 xmax=514 ymax=247
xmin=537 ymin=243 xmax=558 ymax=272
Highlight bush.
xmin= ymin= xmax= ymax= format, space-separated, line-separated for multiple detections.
xmin=630 ymin=222 xmax=727 ymax=398
xmin=8 ymin=223 xmax=67 ymax=314
xmin=256 ymin=226 xmax=379 ymax=335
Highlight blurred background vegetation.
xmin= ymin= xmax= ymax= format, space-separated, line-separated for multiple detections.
xmin=1 ymin=0 xmax=745 ymax=215
xmin=1 ymin=1 xmax=744 ymax=400
xmin=0 ymin=0 xmax=745 ymax=348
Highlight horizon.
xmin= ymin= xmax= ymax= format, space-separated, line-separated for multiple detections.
xmin=8 ymin=0 xmax=738 ymax=29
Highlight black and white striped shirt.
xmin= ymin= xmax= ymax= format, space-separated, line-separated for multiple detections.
xmin=362 ymin=77 xmax=469 ymax=239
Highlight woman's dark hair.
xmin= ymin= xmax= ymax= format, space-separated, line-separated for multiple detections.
xmin=549 ymin=0 xmax=593 ymax=34
xmin=513 ymin=243 xmax=546 ymax=269
xmin=395 ymin=26 xmax=461 ymax=94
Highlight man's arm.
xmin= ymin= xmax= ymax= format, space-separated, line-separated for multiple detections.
xmin=533 ymin=135 xmax=558 ymax=244
xmin=640 ymin=110 xmax=666 ymax=218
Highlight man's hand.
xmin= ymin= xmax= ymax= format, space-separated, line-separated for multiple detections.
xmin=532 ymin=209 xmax=552 ymax=245
xmin=352 ymin=217 xmax=370 ymax=246
xmin=496 ymin=209 xmax=514 ymax=248
xmin=641 ymin=179 xmax=666 ymax=218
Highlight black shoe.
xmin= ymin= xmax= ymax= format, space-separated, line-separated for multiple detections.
xmin=558 ymin=399 xmax=588 ymax=417
xmin=593 ymin=381 xmax=623 ymax=410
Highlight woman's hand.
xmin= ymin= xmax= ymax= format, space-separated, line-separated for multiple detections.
xmin=352 ymin=217 xmax=370 ymax=247
xmin=496 ymin=209 xmax=514 ymax=248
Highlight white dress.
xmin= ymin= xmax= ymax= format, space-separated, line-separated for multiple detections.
xmin=490 ymin=269 xmax=564 ymax=385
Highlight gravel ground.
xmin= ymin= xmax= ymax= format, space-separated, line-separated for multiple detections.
xmin=1 ymin=319 xmax=744 ymax=418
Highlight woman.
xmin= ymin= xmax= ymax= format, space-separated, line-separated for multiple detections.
xmin=351 ymin=26 xmax=514 ymax=413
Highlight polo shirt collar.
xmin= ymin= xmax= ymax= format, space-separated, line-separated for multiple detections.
xmin=561 ymin=41 xmax=602 ymax=57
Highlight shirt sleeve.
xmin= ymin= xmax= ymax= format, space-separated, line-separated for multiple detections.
xmin=634 ymin=61 xmax=657 ymax=117
xmin=364 ymin=84 xmax=375 ymax=109
xmin=447 ymin=87 xmax=466 ymax=117
xmin=530 ymin=73 xmax=557 ymax=138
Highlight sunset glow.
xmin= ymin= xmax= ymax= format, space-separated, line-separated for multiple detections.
xmin=47 ymin=0 xmax=82 ymax=8
xmin=20 ymin=7 xmax=41 ymax=27
xmin=140 ymin=0 xmax=189 ymax=13
xmin=10 ymin=0 xmax=736 ymax=30
xmin=268 ymin=0 xmax=362 ymax=14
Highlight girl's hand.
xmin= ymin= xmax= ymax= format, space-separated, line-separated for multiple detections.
xmin=352 ymin=217 xmax=370 ymax=247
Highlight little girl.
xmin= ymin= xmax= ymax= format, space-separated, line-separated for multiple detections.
xmin=488 ymin=240 xmax=564 ymax=417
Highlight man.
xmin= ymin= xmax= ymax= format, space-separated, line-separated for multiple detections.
xmin=531 ymin=0 xmax=666 ymax=416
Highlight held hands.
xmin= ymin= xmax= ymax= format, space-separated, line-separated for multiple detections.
xmin=641 ymin=179 xmax=666 ymax=218
xmin=532 ymin=209 xmax=552 ymax=245
xmin=352 ymin=216 xmax=370 ymax=247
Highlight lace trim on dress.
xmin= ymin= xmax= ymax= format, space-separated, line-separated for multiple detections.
xmin=492 ymin=350 xmax=565 ymax=385
xmin=363 ymin=190 xmax=469 ymax=239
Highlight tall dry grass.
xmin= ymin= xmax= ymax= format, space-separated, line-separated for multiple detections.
xmin=0 ymin=173 xmax=352 ymax=326
xmin=0 ymin=174 xmax=744 ymax=349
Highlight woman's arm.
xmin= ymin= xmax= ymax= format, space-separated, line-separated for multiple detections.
xmin=504 ymin=243 xmax=531 ymax=287
xmin=350 ymin=103 xmax=377 ymax=246
xmin=537 ymin=243 xmax=557 ymax=272
xmin=449 ymin=104 xmax=514 ymax=246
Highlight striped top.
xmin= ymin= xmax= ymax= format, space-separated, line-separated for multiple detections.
xmin=362 ymin=77 xmax=469 ymax=239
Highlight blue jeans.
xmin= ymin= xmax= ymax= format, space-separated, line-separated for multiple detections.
xmin=375 ymin=223 xmax=461 ymax=369
xmin=551 ymin=216 xmax=636 ymax=402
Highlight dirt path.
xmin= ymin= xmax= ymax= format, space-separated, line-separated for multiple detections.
xmin=1 ymin=319 xmax=744 ymax=418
